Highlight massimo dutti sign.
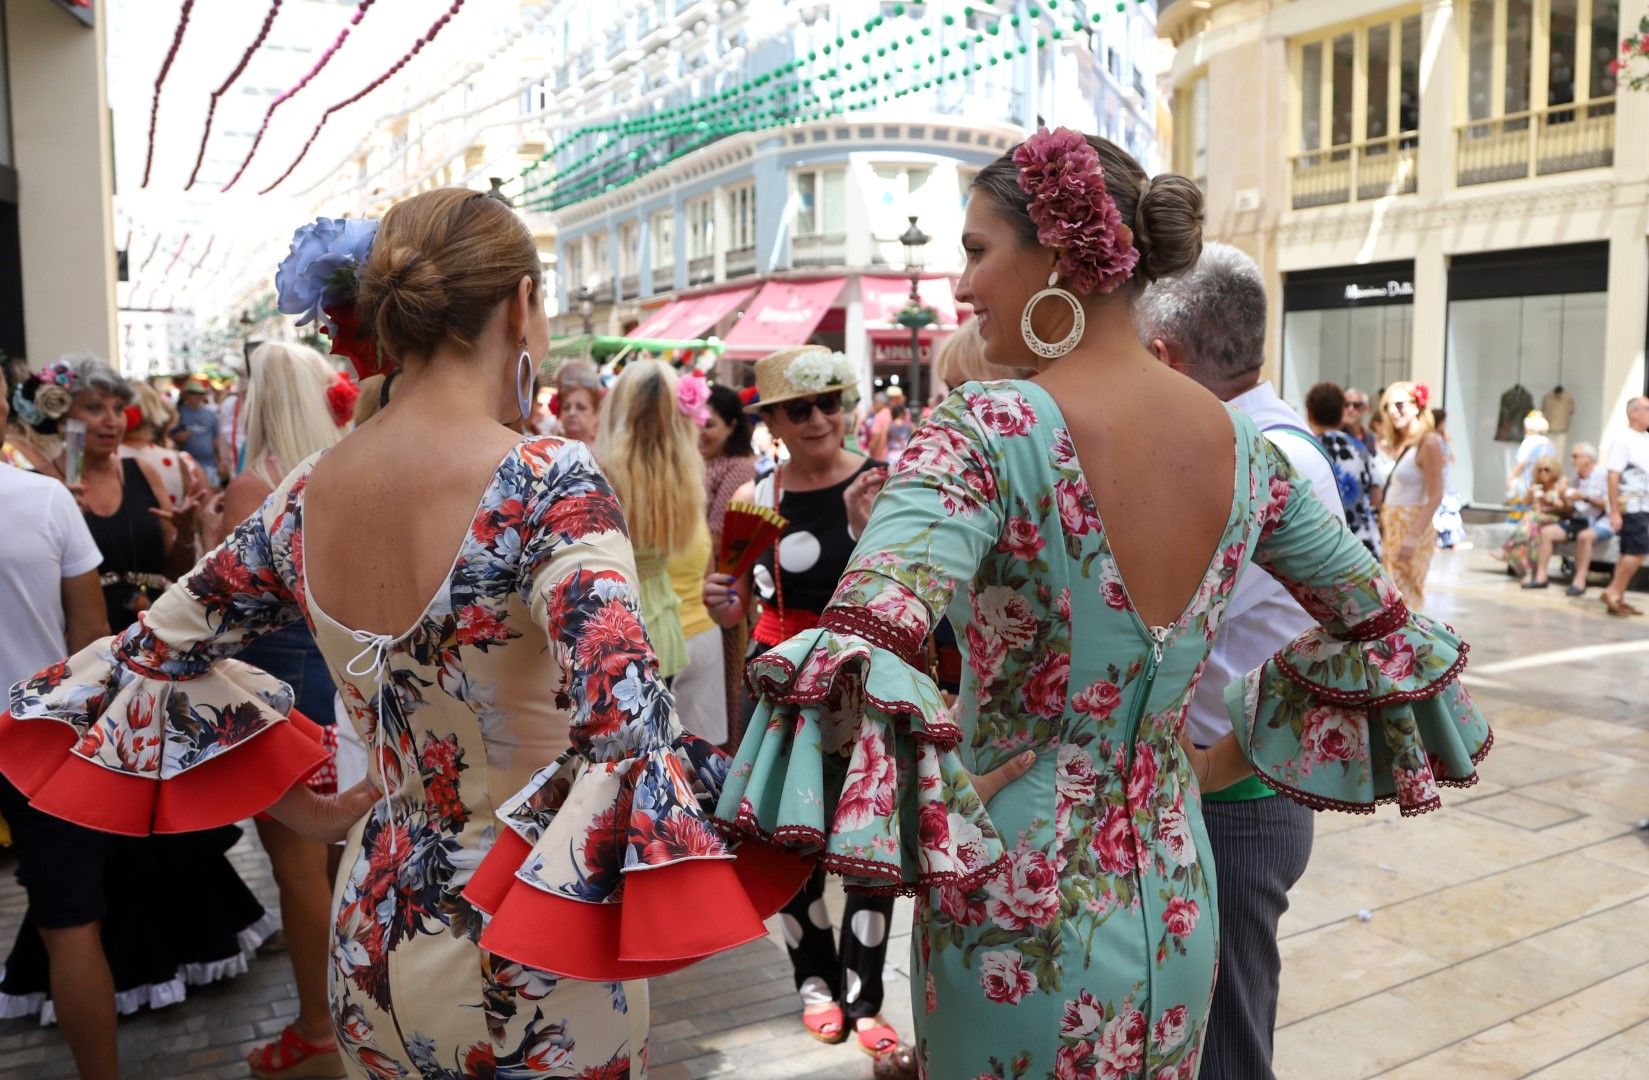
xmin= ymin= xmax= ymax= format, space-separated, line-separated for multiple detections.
xmin=1283 ymin=261 xmax=1418 ymax=311
xmin=1344 ymin=280 xmax=1415 ymax=301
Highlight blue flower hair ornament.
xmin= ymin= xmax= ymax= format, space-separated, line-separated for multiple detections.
xmin=275 ymin=216 xmax=386 ymax=379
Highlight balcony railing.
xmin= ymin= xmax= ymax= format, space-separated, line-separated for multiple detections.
xmin=1289 ymin=135 xmax=1419 ymax=209
xmin=687 ymin=255 xmax=715 ymax=286
xmin=651 ymin=264 xmax=675 ymax=292
xmin=1456 ymin=98 xmax=1615 ymax=187
xmin=726 ymin=245 xmax=757 ymax=278
xmin=791 ymin=233 xmax=847 ymax=268
xmin=619 ymin=273 xmax=641 ymax=300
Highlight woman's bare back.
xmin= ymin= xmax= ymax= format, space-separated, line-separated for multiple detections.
xmin=300 ymin=412 xmax=526 ymax=637
xmin=1035 ymin=359 xmax=1236 ymax=630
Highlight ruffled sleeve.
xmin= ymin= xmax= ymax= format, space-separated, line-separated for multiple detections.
xmin=459 ymin=439 xmax=810 ymax=980
xmin=0 ymin=466 xmax=327 ymax=836
xmin=1232 ymin=434 xmax=1492 ymax=815
xmin=716 ymin=387 xmax=1026 ymax=894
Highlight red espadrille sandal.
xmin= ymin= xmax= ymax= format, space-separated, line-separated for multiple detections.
xmin=246 ymin=1024 xmax=345 ymax=1079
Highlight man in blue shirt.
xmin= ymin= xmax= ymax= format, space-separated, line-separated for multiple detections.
xmin=169 ymin=376 xmax=220 ymax=486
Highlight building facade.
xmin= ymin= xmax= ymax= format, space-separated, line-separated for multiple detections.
xmin=1162 ymin=0 xmax=1649 ymax=508
xmin=542 ymin=0 xmax=1164 ymax=401
xmin=1 ymin=0 xmax=119 ymax=368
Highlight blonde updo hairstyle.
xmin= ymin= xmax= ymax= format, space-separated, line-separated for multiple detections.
xmin=128 ymin=381 xmax=179 ymax=440
xmin=936 ymin=319 xmax=1033 ymax=386
xmin=593 ymin=358 xmax=704 ymax=555
xmin=970 ymin=134 xmax=1205 ymax=290
xmin=354 ymin=187 xmax=541 ymax=363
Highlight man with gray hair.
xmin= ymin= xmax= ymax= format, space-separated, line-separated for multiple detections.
xmin=1136 ymin=242 xmax=1344 ymax=1080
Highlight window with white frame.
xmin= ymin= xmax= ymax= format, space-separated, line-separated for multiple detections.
xmin=1295 ymin=11 xmax=1423 ymax=157
xmin=651 ymin=209 xmax=675 ymax=266
xmin=795 ymin=168 xmax=846 ymax=237
xmin=869 ymin=164 xmax=935 ymax=239
xmin=1175 ymin=76 xmax=1208 ymax=189
xmin=619 ymin=222 xmax=640 ymax=276
xmin=727 ymin=185 xmax=756 ymax=251
xmin=564 ymin=242 xmax=586 ymax=294
xmin=687 ymin=196 xmax=715 ymax=259
xmin=1464 ymin=0 xmax=1619 ymax=121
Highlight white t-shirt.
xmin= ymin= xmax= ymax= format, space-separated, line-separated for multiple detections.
xmin=0 ymin=466 xmax=105 ymax=687
xmin=1187 ymin=383 xmax=1345 ymax=747
xmin=1606 ymin=428 xmax=1649 ymax=515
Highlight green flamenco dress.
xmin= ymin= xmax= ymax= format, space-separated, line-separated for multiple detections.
xmin=715 ymin=381 xmax=1492 ymax=1079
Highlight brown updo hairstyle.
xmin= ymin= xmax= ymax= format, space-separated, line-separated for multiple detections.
xmin=970 ymin=135 xmax=1205 ymax=288
xmin=355 ymin=187 xmax=541 ymax=362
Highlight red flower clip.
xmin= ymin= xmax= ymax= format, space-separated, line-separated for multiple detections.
xmin=1412 ymin=383 xmax=1431 ymax=411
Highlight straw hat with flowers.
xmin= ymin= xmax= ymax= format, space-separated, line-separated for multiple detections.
xmin=744 ymin=346 xmax=859 ymax=413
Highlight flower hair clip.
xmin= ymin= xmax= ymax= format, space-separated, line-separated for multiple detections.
xmin=1413 ymin=383 xmax=1431 ymax=411
xmin=1013 ymin=127 xmax=1138 ymax=297
xmin=275 ymin=215 xmax=385 ymax=379
xmin=676 ymin=370 xmax=711 ymax=426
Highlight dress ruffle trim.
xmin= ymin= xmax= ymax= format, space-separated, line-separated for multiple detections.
xmin=719 ymin=626 xmax=1009 ymax=897
xmin=1226 ymin=612 xmax=1493 ymax=817
xmin=461 ymin=738 xmax=813 ymax=980
xmin=2 ymin=638 xmax=326 ymax=836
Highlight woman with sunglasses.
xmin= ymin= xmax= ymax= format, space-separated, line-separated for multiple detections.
xmin=1377 ymin=380 xmax=1447 ymax=607
xmin=702 ymin=347 xmax=915 ymax=1074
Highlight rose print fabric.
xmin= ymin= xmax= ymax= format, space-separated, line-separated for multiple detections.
xmin=5 ymin=436 xmax=801 ymax=1078
xmin=717 ymin=381 xmax=1491 ymax=1078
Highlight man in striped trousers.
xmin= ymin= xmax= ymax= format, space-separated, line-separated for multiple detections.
xmin=1137 ymin=244 xmax=1343 ymax=1079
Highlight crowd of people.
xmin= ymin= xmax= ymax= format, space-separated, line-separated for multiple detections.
xmin=3 ymin=122 xmax=1609 ymax=1080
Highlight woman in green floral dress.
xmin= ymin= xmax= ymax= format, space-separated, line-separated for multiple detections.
xmin=716 ymin=130 xmax=1491 ymax=1079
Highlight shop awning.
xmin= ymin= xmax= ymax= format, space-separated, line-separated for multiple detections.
xmin=721 ymin=278 xmax=847 ymax=358
xmin=859 ymin=275 xmax=961 ymax=329
xmin=867 ymin=328 xmax=952 ymax=366
xmin=628 ymin=286 xmax=756 ymax=340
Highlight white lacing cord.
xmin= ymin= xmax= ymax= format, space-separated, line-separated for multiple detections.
xmin=346 ymin=628 xmax=400 ymax=855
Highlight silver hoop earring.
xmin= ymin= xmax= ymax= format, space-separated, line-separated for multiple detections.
xmin=1021 ymin=271 xmax=1086 ymax=359
xmin=515 ymin=349 xmax=534 ymax=420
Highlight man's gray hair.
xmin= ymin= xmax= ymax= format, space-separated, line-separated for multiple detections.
xmin=1571 ymin=441 xmax=1598 ymax=461
xmin=63 ymin=354 xmax=134 ymax=406
xmin=1134 ymin=242 xmax=1267 ymax=384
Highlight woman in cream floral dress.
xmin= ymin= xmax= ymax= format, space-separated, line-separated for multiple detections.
xmin=1 ymin=189 xmax=802 ymax=1078
xmin=717 ymin=131 xmax=1491 ymax=1078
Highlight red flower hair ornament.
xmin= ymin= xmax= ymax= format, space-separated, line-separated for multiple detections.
xmin=1013 ymin=127 xmax=1139 ymax=296
xmin=1412 ymin=383 xmax=1431 ymax=411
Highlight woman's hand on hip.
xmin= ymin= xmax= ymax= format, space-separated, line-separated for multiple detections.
xmin=968 ymin=750 xmax=1035 ymax=805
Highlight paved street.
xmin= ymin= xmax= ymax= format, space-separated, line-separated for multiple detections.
xmin=1 ymin=549 xmax=1645 ymax=1079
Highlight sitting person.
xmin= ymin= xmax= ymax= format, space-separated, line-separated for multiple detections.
xmin=1527 ymin=442 xmax=1614 ymax=595
xmin=1500 ymin=456 xmax=1570 ymax=586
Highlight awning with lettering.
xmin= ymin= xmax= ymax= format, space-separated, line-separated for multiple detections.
xmin=629 ymin=286 xmax=757 ymax=340
xmin=720 ymin=278 xmax=847 ymax=358
xmin=866 ymin=328 xmax=952 ymax=366
xmin=859 ymin=276 xmax=960 ymax=329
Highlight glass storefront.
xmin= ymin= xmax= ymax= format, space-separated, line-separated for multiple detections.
xmin=1444 ymin=244 xmax=1609 ymax=507
xmin=1280 ymin=261 xmax=1415 ymax=413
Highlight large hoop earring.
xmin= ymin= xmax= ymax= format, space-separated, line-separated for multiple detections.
xmin=1021 ymin=271 xmax=1085 ymax=359
xmin=515 ymin=347 xmax=534 ymax=421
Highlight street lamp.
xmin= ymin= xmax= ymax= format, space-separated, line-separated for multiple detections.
xmin=574 ymin=286 xmax=596 ymax=337
xmin=897 ymin=215 xmax=932 ymax=399
xmin=239 ymin=310 xmax=256 ymax=365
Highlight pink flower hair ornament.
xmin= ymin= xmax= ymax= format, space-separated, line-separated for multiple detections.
xmin=1013 ymin=127 xmax=1139 ymax=296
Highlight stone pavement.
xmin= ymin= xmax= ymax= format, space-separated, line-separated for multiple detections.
xmin=1 ymin=549 xmax=1644 ymax=1079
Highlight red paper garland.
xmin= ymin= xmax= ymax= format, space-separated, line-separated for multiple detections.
xmin=220 ymin=0 xmax=378 ymax=193
xmin=185 ymin=0 xmax=285 ymax=190
xmin=256 ymin=0 xmax=467 ymax=195
xmin=141 ymin=0 xmax=196 ymax=188
xmin=137 ymin=234 xmax=163 ymax=274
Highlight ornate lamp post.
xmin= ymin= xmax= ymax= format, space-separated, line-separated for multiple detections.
xmin=574 ymin=286 xmax=596 ymax=337
xmin=896 ymin=215 xmax=933 ymax=398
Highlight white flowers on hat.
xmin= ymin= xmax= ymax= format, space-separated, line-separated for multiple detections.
xmin=787 ymin=350 xmax=855 ymax=394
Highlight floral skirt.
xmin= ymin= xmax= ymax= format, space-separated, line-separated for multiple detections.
xmin=1381 ymin=504 xmax=1438 ymax=609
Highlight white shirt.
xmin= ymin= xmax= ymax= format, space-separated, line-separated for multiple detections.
xmin=0 ymin=466 xmax=104 ymax=687
xmin=1606 ymin=428 xmax=1649 ymax=515
xmin=1187 ymin=382 xmax=1345 ymax=747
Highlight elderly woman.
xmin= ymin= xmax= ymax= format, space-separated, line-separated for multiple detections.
xmin=1527 ymin=442 xmax=1615 ymax=595
xmin=1507 ymin=409 xmax=1555 ymax=507
xmin=553 ymin=357 xmax=603 ymax=443
xmin=1500 ymin=455 xmax=1570 ymax=586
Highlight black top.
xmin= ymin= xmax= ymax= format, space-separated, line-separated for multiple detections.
xmin=754 ymin=457 xmax=882 ymax=616
xmin=83 ymin=457 xmax=167 ymax=632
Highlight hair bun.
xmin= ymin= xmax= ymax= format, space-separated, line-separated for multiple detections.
xmin=1134 ymin=173 xmax=1205 ymax=282
xmin=360 ymin=244 xmax=451 ymax=358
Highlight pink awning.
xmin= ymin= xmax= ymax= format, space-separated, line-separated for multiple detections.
xmin=628 ymin=286 xmax=756 ymax=341
xmin=721 ymin=278 xmax=847 ymax=358
xmin=859 ymin=276 xmax=960 ymax=329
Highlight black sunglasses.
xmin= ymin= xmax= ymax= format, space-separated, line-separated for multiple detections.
xmin=776 ymin=391 xmax=843 ymax=424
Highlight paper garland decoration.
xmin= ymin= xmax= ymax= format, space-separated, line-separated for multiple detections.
xmin=140 ymin=0 xmax=196 ymax=188
xmin=185 ymin=0 xmax=285 ymax=190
